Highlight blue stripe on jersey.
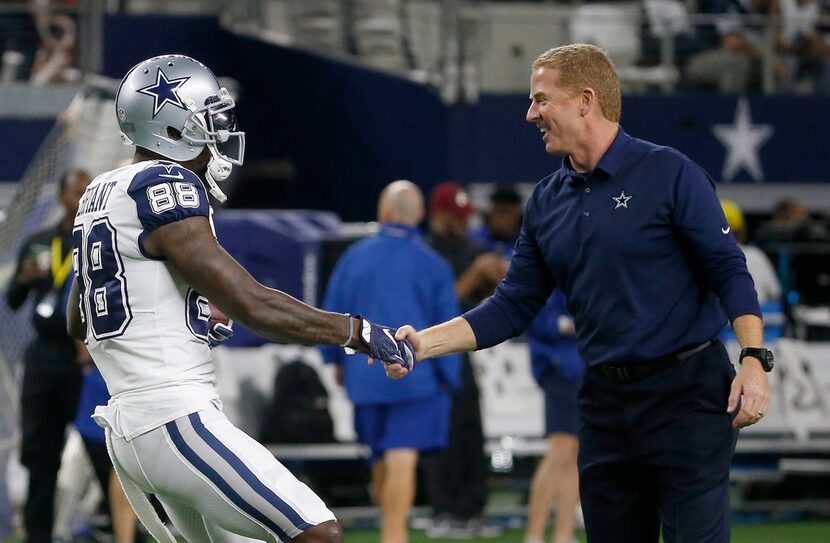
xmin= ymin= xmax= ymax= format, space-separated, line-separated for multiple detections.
xmin=186 ymin=413 xmax=313 ymax=529
xmin=127 ymin=161 xmax=209 ymax=258
xmin=164 ymin=417 xmax=292 ymax=541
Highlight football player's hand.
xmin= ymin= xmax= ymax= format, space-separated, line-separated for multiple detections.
xmin=345 ymin=317 xmax=414 ymax=376
xmin=208 ymin=320 xmax=234 ymax=348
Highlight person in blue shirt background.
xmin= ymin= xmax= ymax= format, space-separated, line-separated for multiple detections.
xmin=320 ymin=180 xmax=461 ymax=543
xmin=524 ymin=291 xmax=583 ymax=543
xmin=422 ymin=182 xmax=502 ymax=539
xmin=470 ymin=187 xmax=583 ymax=543
xmin=392 ymin=43 xmax=772 ymax=543
xmin=470 ymin=185 xmax=524 ymax=259
xmin=74 ymin=364 xmax=139 ymax=543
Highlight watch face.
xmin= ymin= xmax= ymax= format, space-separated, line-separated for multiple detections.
xmin=741 ymin=348 xmax=774 ymax=371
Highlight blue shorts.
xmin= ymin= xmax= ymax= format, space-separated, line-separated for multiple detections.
xmin=540 ymin=369 xmax=583 ymax=436
xmin=354 ymin=392 xmax=451 ymax=465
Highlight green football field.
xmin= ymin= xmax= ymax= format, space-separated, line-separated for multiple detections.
xmin=127 ymin=521 xmax=830 ymax=542
xmin=338 ymin=522 xmax=830 ymax=543
xmin=5 ymin=520 xmax=830 ymax=542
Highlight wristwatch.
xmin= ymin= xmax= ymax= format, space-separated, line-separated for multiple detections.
xmin=739 ymin=347 xmax=774 ymax=372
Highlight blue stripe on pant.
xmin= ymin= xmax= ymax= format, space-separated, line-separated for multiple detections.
xmin=165 ymin=413 xmax=313 ymax=541
xmin=578 ymin=339 xmax=738 ymax=543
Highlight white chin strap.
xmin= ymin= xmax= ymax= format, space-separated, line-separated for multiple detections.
xmin=204 ymin=146 xmax=232 ymax=203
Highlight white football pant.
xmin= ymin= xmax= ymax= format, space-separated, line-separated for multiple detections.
xmin=107 ymin=405 xmax=335 ymax=542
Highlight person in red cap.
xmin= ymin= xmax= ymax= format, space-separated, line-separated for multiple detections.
xmin=422 ymin=182 xmax=505 ymax=538
xmin=428 ymin=183 xmax=508 ymax=307
xmin=430 ymin=181 xmax=475 ymax=215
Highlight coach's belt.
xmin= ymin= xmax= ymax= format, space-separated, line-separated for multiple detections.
xmin=596 ymin=339 xmax=715 ymax=384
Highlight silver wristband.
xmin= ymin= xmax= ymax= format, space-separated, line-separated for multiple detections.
xmin=340 ymin=314 xmax=355 ymax=348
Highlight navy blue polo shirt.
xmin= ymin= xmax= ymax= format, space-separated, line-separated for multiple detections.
xmin=465 ymin=128 xmax=761 ymax=367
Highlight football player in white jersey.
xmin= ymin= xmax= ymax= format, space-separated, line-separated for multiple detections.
xmin=66 ymin=54 xmax=414 ymax=543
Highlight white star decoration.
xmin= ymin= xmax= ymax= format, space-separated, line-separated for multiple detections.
xmin=712 ymin=98 xmax=774 ymax=182
xmin=612 ymin=189 xmax=632 ymax=209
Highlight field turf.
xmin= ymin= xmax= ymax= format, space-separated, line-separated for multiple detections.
xmin=5 ymin=520 xmax=830 ymax=542
xmin=338 ymin=522 xmax=830 ymax=543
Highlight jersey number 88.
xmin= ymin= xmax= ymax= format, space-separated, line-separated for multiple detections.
xmin=73 ymin=219 xmax=132 ymax=339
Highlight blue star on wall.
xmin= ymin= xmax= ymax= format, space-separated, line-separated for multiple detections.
xmin=137 ymin=67 xmax=191 ymax=118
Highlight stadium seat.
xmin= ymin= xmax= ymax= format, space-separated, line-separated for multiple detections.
xmin=568 ymin=1 xmax=679 ymax=92
xmin=289 ymin=0 xmax=347 ymax=56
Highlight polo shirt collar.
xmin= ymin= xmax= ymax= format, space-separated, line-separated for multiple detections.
xmin=562 ymin=126 xmax=630 ymax=183
xmin=380 ymin=223 xmax=421 ymax=239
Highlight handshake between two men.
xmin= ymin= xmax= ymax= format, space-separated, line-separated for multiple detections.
xmin=343 ymin=315 xmax=420 ymax=376
xmin=344 ymin=315 xmax=474 ymax=381
xmin=209 ymin=310 xmax=421 ymax=375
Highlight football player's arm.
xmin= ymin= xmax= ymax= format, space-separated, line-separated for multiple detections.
xmin=144 ymin=216 xmax=357 ymax=347
xmin=66 ymin=277 xmax=85 ymax=340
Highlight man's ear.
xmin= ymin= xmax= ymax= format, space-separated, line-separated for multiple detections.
xmin=581 ymin=87 xmax=596 ymax=116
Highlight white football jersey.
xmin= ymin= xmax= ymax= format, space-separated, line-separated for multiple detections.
xmin=73 ymin=160 xmax=220 ymax=439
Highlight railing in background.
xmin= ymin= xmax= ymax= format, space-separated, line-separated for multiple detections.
xmin=220 ymin=0 xmax=830 ymax=100
xmin=4 ymin=1 xmax=821 ymax=99
xmin=0 ymin=0 xmax=94 ymax=85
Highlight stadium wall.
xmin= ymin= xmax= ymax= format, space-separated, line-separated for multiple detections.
xmin=448 ymin=94 xmax=829 ymax=185
xmin=0 ymin=15 xmax=810 ymax=223
xmin=102 ymin=15 xmax=450 ymax=222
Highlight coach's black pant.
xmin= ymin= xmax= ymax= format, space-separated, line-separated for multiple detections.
xmin=20 ymin=340 xmax=82 ymax=543
xmin=578 ymin=339 xmax=738 ymax=543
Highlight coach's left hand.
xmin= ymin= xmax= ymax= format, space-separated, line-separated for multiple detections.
xmin=727 ymin=358 xmax=772 ymax=428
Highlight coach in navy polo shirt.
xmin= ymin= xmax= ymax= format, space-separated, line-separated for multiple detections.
xmin=391 ymin=44 xmax=772 ymax=543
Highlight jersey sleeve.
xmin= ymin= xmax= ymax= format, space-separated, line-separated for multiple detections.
xmin=127 ymin=162 xmax=209 ymax=234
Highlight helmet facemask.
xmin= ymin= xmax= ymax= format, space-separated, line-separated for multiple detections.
xmin=181 ymin=88 xmax=245 ymax=203
xmin=182 ymin=88 xmax=245 ymax=166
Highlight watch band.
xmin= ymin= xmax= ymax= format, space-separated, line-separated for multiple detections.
xmin=739 ymin=347 xmax=774 ymax=372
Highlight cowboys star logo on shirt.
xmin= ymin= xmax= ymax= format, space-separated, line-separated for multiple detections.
xmin=612 ymin=189 xmax=632 ymax=209
xmin=137 ymin=67 xmax=190 ymax=118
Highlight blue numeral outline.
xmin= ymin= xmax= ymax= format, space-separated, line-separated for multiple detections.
xmin=185 ymin=288 xmax=211 ymax=343
xmin=77 ymin=218 xmax=133 ymax=340
xmin=72 ymin=226 xmax=88 ymax=329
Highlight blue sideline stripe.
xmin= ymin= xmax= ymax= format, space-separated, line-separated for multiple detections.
xmin=187 ymin=413 xmax=313 ymax=529
xmin=165 ymin=419 xmax=291 ymax=541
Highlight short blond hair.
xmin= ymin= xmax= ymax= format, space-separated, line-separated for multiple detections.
xmin=533 ymin=44 xmax=621 ymax=122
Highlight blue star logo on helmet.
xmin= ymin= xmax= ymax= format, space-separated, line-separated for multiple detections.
xmin=137 ymin=67 xmax=190 ymax=118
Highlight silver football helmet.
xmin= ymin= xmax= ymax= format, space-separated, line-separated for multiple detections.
xmin=115 ymin=54 xmax=245 ymax=202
